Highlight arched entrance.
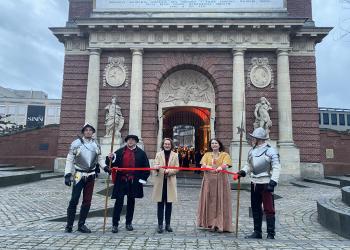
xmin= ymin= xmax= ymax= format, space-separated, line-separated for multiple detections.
xmin=163 ymin=107 xmax=211 ymax=152
xmin=157 ymin=69 xmax=215 ymax=151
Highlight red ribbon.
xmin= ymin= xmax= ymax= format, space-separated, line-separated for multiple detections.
xmin=110 ymin=166 xmax=239 ymax=183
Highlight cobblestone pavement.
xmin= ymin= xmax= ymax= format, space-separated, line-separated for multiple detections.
xmin=0 ymin=176 xmax=349 ymax=250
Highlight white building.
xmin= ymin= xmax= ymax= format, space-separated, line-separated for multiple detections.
xmin=319 ymin=107 xmax=350 ymax=132
xmin=0 ymin=86 xmax=61 ymax=127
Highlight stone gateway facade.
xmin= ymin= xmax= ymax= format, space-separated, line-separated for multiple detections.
xmin=51 ymin=0 xmax=330 ymax=181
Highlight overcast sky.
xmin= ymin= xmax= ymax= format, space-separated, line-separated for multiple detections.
xmin=0 ymin=0 xmax=349 ymax=108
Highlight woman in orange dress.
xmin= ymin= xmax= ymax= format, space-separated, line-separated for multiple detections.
xmin=197 ymin=138 xmax=233 ymax=232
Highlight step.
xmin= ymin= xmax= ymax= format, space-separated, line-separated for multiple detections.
xmin=0 ymin=166 xmax=36 ymax=171
xmin=0 ymin=164 xmax=16 ymax=168
xmin=317 ymin=196 xmax=350 ymax=239
xmin=0 ymin=171 xmax=41 ymax=187
xmin=342 ymin=186 xmax=350 ymax=206
xmin=345 ymin=174 xmax=350 ymax=178
xmin=303 ymin=177 xmax=340 ymax=188
xmin=40 ymin=172 xmax=63 ymax=180
xmin=326 ymin=176 xmax=350 ymax=188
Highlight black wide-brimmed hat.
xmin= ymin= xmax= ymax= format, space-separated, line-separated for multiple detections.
xmin=124 ymin=134 xmax=139 ymax=143
xmin=81 ymin=123 xmax=96 ymax=133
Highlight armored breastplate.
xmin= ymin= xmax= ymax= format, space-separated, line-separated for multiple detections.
xmin=73 ymin=140 xmax=99 ymax=171
xmin=248 ymin=147 xmax=271 ymax=175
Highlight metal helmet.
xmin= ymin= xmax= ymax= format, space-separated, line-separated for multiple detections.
xmin=249 ymin=127 xmax=269 ymax=140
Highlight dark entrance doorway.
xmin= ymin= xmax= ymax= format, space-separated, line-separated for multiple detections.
xmin=162 ymin=107 xmax=211 ymax=153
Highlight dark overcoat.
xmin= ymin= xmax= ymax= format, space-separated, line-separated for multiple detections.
xmin=106 ymin=146 xmax=150 ymax=199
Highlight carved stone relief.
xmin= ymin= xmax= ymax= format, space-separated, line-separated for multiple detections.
xmin=159 ymin=69 xmax=215 ymax=105
xmin=247 ymin=57 xmax=274 ymax=88
xmin=103 ymin=57 xmax=129 ymax=87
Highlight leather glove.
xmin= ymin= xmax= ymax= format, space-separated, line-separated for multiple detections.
xmin=64 ymin=173 xmax=72 ymax=186
xmin=266 ymin=180 xmax=277 ymax=192
xmin=103 ymin=166 xmax=111 ymax=175
xmin=237 ymin=170 xmax=246 ymax=178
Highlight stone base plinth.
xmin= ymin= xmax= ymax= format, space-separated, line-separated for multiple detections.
xmin=100 ymin=136 xmax=123 ymax=156
xmin=278 ymin=144 xmax=301 ymax=182
xmin=300 ymin=162 xmax=324 ymax=179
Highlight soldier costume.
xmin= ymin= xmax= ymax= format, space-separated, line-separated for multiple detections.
xmin=64 ymin=123 xmax=110 ymax=233
xmin=238 ymin=127 xmax=281 ymax=239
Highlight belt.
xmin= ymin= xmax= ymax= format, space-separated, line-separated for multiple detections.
xmin=76 ymin=168 xmax=96 ymax=173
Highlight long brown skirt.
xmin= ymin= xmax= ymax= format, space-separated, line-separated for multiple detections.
xmin=197 ymin=172 xmax=233 ymax=232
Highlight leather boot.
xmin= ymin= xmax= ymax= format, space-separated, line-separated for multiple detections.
xmin=64 ymin=226 xmax=72 ymax=233
xmin=245 ymin=214 xmax=262 ymax=239
xmin=165 ymin=224 xmax=173 ymax=232
xmin=78 ymin=205 xmax=90 ymax=229
xmin=66 ymin=206 xmax=76 ymax=232
xmin=112 ymin=225 xmax=118 ymax=233
xmin=245 ymin=231 xmax=262 ymax=239
xmin=157 ymin=225 xmax=163 ymax=234
xmin=266 ymin=216 xmax=276 ymax=239
xmin=78 ymin=224 xmax=91 ymax=233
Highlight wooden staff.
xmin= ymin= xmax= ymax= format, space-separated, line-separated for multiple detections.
xmin=235 ymin=115 xmax=245 ymax=238
xmin=103 ymin=97 xmax=118 ymax=233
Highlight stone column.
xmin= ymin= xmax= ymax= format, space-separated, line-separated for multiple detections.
xmin=85 ymin=48 xmax=101 ymax=132
xmin=276 ymin=48 xmax=301 ymax=181
xmin=277 ymin=49 xmax=294 ymax=145
xmin=129 ymin=48 xmax=144 ymax=144
xmin=231 ymin=49 xmax=247 ymax=142
xmin=230 ymin=48 xmax=250 ymax=172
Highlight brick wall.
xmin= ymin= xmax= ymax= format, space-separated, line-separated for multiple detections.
xmin=0 ymin=125 xmax=59 ymax=170
xmin=320 ymin=129 xmax=350 ymax=176
xmin=57 ymin=55 xmax=89 ymax=157
xmin=68 ymin=0 xmax=93 ymax=21
xmin=287 ymin=0 xmax=312 ymax=19
xmin=98 ymin=52 xmax=132 ymax=140
xmin=245 ymin=52 xmax=278 ymax=140
xmin=290 ymin=56 xmax=320 ymax=163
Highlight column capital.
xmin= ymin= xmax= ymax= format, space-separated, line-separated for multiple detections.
xmin=276 ymin=48 xmax=292 ymax=56
xmin=131 ymin=48 xmax=144 ymax=55
xmin=232 ymin=48 xmax=246 ymax=56
xmin=87 ymin=48 xmax=101 ymax=55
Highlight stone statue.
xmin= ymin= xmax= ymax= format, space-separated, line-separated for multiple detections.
xmin=254 ymin=97 xmax=272 ymax=137
xmin=104 ymin=96 xmax=124 ymax=139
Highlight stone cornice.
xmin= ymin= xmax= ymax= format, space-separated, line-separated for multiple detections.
xmin=88 ymin=29 xmax=290 ymax=49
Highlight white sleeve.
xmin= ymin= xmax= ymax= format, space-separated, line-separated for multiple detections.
xmin=64 ymin=152 xmax=75 ymax=176
xmin=268 ymin=147 xmax=281 ymax=183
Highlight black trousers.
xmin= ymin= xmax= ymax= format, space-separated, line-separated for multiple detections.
xmin=251 ymin=183 xmax=275 ymax=235
xmin=112 ymin=180 xmax=135 ymax=226
xmin=157 ymin=177 xmax=172 ymax=226
xmin=67 ymin=175 xmax=95 ymax=228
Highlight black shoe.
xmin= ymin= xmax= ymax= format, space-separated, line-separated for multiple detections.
xmin=77 ymin=225 xmax=91 ymax=233
xmin=126 ymin=224 xmax=134 ymax=231
xmin=245 ymin=231 xmax=262 ymax=239
xmin=65 ymin=226 xmax=72 ymax=233
xmin=112 ymin=226 xmax=118 ymax=233
xmin=165 ymin=225 xmax=173 ymax=232
xmin=267 ymin=233 xmax=275 ymax=239
xmin=157 ymin=225 xmax=163 ymax=234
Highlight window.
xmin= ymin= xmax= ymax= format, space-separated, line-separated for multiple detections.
xmin=331 ymin=113 xmax=337 ymax=125
xmin=339 ymin=114 xmax=345 ymax=126
xmin=323 ymin=113 xmax=329 ymax=125
xmin=319 ymin=113 xmax=321 ymax=125
xmin=347 ymin=114 xmax=350 ymax=126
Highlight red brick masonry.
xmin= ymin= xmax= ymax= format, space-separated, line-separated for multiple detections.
xmin=0 ymin=125 xmax=59 ymax=170
xmin=320 ymin=129 xmax=350 ymax=176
